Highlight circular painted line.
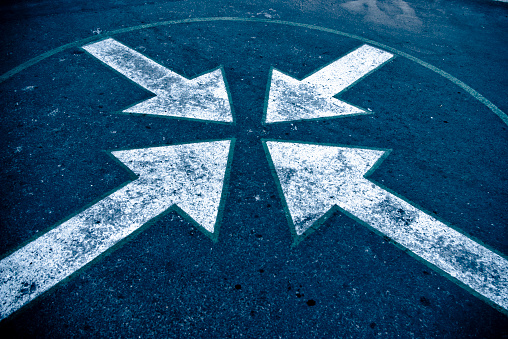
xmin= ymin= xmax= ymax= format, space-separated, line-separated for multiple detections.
xmin=1 ymin=17 xmax=507 ymax=126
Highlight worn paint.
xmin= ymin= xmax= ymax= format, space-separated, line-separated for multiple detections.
xmin=83 ymin=38 xmax=233 ymax=123
xmin=0 ymin=140 xmax=232 ymax=320
xmin=1 ymin=18 xmax=506 ymax=127
xmin=265 ymin=44 xmax=393 ymax=123
xmin=265 ymin=141 xmax=508 ymax=311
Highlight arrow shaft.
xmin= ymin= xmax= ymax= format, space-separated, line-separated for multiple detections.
xmin=340 ymin=180 xmax=508 ymax=311
xmin=304 ymin=44 xmax=393 ymax=96
xmin=0 ymin=180 xmax=174 ymax=320
xmin=0 ymin=140 xmax=232 ymax=320
xmin=83 ymin=38 xmax=184 ymax=93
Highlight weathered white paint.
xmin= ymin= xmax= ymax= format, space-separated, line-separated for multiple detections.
xmin=266 ymin=141 xmax=508 ymax=311
xmin=265 ymin=44 xmax=393 ymax=123
xmin=83 ymin=38 xmax=233 ymax=122
xmin=0 ymin=140 xmax=232 ymax=320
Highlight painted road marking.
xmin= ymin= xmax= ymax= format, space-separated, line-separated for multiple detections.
xmin=1 ymin=18 xmax=506 ymax=126
xmin=0 ymin=18 xmax=506 ymax=319
xmin=264 ymin=44 xmax=393 ymax=123
xmin=83 ymin=38 xmax=233 ymax=123
xmin=0 ymin=140 xmax=234 ymax=320
xmin=264 ymin=140 xmax=508 ymax=311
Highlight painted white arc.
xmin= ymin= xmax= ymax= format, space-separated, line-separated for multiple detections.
xmin=0 ymin=140 xmax=232 ymax=320
xmin=265 ymin=44 xmax=394 ymax=123
xmin=266 ymin=141 xmax=508 ymax=311
xmin=83 ymin=38 xmax=233 ymax=122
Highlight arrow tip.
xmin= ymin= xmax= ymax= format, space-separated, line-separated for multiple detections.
xmin=112 ymin=140 xmax=232 ymax=234
xmin=265 ymin=69 xmax=368 ymax=123
xmin=124 ymin=68 xmax=233 ymax=123
xmin=265 ymin=141 xmax=385 ymax=236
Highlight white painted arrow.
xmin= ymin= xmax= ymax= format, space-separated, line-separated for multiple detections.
xmin=83 ymin=38 xmax=233 ymax=123
xmin=265 ymin=44 xmax=393 ymax=123
xmin=0 ymin=140 xmax=233 ymax=320
xmin=265 ymin=141 xmax=508 ymax=311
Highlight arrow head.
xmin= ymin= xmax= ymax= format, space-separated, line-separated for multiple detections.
xmin=124 ymin=67 xmax=233 ymax=123
xmin=265 ymin=69 xmax=366 ymax=123
xmin=265 ymin=141 xmax=386 ymax=236
xmin=112 ymin=140 xmax=233 ymax=234
xmin=264 ymin=45 xmax=393 ymax=123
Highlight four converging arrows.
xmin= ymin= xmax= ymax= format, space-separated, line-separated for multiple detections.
xmin=1 ymin=38 xmax=506 ymax=320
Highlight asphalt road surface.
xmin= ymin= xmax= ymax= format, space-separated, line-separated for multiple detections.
xmin=0 ymin=0 xmax=507 ymax=337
